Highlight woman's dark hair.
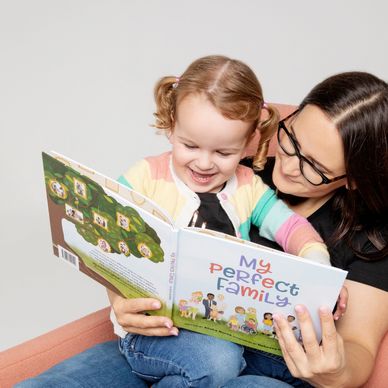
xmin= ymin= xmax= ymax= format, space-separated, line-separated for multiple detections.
xmin=300 ymin=72 xmax=388 ymax=260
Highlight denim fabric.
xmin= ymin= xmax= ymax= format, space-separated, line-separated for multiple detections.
xmin=222 ymin=375 xmax=293 ymax=387
xmin=239 ymin=348 xmax=313 ymax=388
xmin=15 ymin=340 xmax=147 ymax=388
xmin=119 ymin=329 xmax=246 ymax=388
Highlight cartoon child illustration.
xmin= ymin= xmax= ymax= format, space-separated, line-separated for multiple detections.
xmin=242 ymin=317 xmax=258 ymax=334
xmin=262 ymin=312 xmax=273 ymax=336
xmin=186 ymin=291 xmax=203 ymax=320
xmin=202 ymin=293 xmax=216 ymax=319
xmin=178 ymin=299 xmax=189 ymax=318
xmin=235 ymin=306 xmax=246 ymax=330
xmin=227 ymin=315 xmax=239 ymax=331
xmin=246 ymin=307 xmax=257 ymax=322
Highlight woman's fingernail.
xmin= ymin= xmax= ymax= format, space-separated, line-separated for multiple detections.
xmin=295 ymin=305 xmax=305 ymax=314
xmin=319 ymin=306 xmax=331 ymax=314
xmin=165 ymin=321 xmax=172 ymax=329
xmin=151 ymin=301 xmax=161 ymax=309
xmin=169 ymin=328 xmax=178 ymax=336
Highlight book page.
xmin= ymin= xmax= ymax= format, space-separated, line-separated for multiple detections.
xmin=173 ymin=228 xmax=347 ymax=355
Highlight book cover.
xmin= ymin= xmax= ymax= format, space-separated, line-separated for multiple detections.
xmin=42 ymin=151 xmax=347 ymax=355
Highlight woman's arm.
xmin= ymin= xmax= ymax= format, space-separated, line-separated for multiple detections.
xmin=273 ymin=280 xmax=388 ymax=388
xmin=107 ymin=289 xmax=178 ymax=336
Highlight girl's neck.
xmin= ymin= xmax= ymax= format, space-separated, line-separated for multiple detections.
xmin=286 ymin=192 xmax=334 ymax=218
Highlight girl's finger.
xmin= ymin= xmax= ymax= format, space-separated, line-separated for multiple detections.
xmin=124 ymin=326 xmax=179 ymax=337
xmin=119 ymin=313 xmax=173 ymax=331
xmin=121 ymin=297 xmax=162 ymax=313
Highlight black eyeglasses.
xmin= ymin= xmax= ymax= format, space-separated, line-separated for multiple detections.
xmin=277 ymin=110 xmax=347 ymax=186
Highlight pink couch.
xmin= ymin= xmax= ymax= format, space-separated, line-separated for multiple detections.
xmin=2 ymin=104 xmax=387 ymax=387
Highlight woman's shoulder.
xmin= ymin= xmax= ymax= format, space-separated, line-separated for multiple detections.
xmin=321 ymin=211 xmax=388 ymax=291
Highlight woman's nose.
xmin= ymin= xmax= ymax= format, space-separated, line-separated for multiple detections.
xmin=280 ymin=153 xmax=301 ymax=176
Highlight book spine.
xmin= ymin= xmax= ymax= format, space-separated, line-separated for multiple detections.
xmin=168 ymin=228 xmax=180 ymax=317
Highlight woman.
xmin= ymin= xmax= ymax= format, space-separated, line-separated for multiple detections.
xmin=17 ymin=71 xmax=388 ymax=387
xmin=224 ymin=71 xmax=388 ymax=387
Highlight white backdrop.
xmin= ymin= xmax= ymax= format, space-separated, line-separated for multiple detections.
xmin=1 ymin=0 xmax=387 ymax=351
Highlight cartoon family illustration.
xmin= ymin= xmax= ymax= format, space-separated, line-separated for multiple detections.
xmin=178 ymin=292 xmax=227 ymax=323
xmin=178 ymin=291 xmax=300 ymax=339
xmin=227 ymin=306 xmax=259 ymax=335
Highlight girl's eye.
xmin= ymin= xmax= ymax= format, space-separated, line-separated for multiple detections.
xmin=217 ymin=151 xmax=232 ymax=157
xmin=184 ymin=144 xmax=197 ymax=149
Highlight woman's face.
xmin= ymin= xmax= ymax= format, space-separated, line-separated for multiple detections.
xmin=273 ymin=104 xmax=347 ymax=198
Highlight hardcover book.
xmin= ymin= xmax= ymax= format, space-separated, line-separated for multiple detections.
xmin=42 ymin=151 xmax=347 ymax=355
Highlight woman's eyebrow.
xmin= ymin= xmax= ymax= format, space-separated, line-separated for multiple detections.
xmin=289 ymin=124 xmax=333 ymax=174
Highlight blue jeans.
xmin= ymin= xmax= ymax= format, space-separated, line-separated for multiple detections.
xmin=222 ymin=348 xmax=313 ymax=388
xmin=119 ymin=329 xmax=246 ymax=387
xmin=15 ymin=340 xmax=147 ymax=387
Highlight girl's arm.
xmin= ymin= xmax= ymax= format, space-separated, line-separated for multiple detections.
xmin=273 ymin=280 xmax=388 ymax=387
xmin=107 ymin=289 xmax=178 ymax=336
xmin=252 ymin=186 xmax=330 ymax=265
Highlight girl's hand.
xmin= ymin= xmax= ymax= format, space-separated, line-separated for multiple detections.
xmin=273 ymin=305 xmax=347 ymax=387
xmin=107 ymin=289 xmax=179 ymax=337
xmin=333 ymin=285 xmax=348 ymax=321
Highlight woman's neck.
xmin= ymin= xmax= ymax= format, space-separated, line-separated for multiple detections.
xmin=286 ymin=192 xmax=334 ymax=218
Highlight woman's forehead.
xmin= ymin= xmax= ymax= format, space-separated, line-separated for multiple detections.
xmin=292 ymin=105 xmax=345 ymax=171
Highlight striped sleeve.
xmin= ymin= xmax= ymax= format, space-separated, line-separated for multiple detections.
xmin=252 ymin=187 xmax=330 ymax=264
xmin=117 ymin=159 xmax=151 ymax=196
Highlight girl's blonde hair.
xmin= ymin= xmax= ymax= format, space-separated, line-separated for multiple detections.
xmin=153 ymin=55 xmax=279 ymax=170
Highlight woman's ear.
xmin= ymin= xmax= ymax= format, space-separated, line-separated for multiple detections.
xmin=345 ymin=179 xmax=357 ymax=190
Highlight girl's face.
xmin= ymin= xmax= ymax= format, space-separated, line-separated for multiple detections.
xmin=169 ymin=93 xmax=252 ymax=193
xmin=273 ymin=104 xmax=347 ymax=199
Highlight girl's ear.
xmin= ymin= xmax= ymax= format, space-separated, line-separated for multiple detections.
xmin=167 ymin=129 xmax=174 ymax=144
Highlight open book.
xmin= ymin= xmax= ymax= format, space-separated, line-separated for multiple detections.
xmin=42 ymin=151 xmax=347 ymax=356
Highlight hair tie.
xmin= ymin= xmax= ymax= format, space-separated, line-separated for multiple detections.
xmin=172 ymin=77 xmax=180 ymax=89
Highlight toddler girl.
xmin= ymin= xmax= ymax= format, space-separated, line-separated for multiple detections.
xmin=114 ymin=55 xmax=331 ymax=387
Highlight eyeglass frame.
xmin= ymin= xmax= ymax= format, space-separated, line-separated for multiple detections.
xmin=277 ymin=109 xmax=347 ymax=186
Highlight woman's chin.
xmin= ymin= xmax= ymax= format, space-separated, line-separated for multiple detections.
xmin=272 ymin=170 xmax=296 ymax=195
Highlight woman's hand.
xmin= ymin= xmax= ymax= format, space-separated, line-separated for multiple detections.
xmin=107 ymin=289 xmax=179 ymax=337
xmin=273 ymin=305 xmax=348 ymax=387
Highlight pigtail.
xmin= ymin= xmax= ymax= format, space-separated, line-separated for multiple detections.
xmin=153 ymin=76 xmax=178 ymax=135
xmin=252 ymin=104 xmax=280 ymax=170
